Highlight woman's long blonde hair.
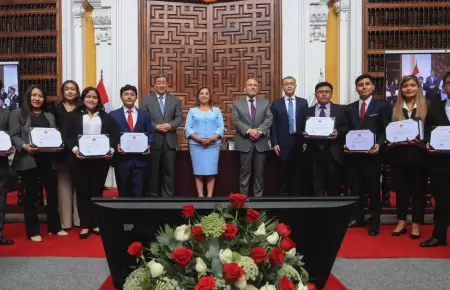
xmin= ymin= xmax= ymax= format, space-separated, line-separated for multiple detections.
xmin=392 ymin=75 xmax=427 ymax=121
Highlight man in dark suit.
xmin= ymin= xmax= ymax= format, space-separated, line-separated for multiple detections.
xmin=344 ymin=74 xmax=391 ymax=236
xmin=110 ymin=85 xmax=154 ymax=197
xmin=270 ymin=76 xmax=308 ymax=196
xmin=231 ymin=78 xmax=273 ymax=197
xmin=0 ymin=107 xmax=14 ymax=245
xmin=421 ymin=71 xmax=450 ymax=248
xmin=141 ymin=74 xmax=182 ymax=197
xmin=304 ymin=82 xmax=347 ymax=197
xmin=426 ymin=70 xmax=441 ymax=93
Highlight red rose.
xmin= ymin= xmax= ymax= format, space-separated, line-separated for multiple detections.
xmin=191 ymin=225 xmax=206 ymax=242
xmin=269 ymin=247 xmax=284 ymax=264
xmin=276 ymin=223 xmax=292 ymax=237
xmin=278 ymin=276 xmax=295 ymax=290
xmin=127 ymin=242 xmax=143 ymax=258
xmin=250 ymin=246 xmax=268 ymax=264
xmin=182 ymin=204 xmax=195 ymax=218
xmin=307 ymin=283 xmax=317 ymax=290
xmin=194 ymin=276 xmax=216 ymax=290
xmin=245 ymin=209 xmax=259 ymax=223
xmin=222 ymin=224 xmax=238 ymax=240
xmin=280 ymin=237 xmax=296 ymax=251
xmin=171 ymin=247 xmax=193 ymax=267
xmin=223 ymin=263 xmax=244 ymax=283
xmin=229 ymin=193 xmax=248 ymax=208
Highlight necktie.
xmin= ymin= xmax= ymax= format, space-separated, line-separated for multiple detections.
xmin=127 ymin=109 xmax=134 ymax=131
xmin=360 ymin=101 xmax=366 ymax=124
xmin=288 ymin=98 xmax=295 ymax=134
xmin=319 ymin=105 xmax=326 ymax=117
xmin=159 ymin=95 xmax=165 ymax=114
xmin=249 ymin=99 xmax=256 ymax=121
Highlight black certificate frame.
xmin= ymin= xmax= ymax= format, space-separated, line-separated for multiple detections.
xmin=429 ymin=126 xmax=450 ymax=152
xmin=385 ymin=119 xmax=424 ymax=144
xmin=28 ymin=127 xmax=64 ymax=152
xmin=78 ymin=134 xmax=111 ymax=158
xmin=304 ymin=116 xmax=336 ymax=140
xmin=119 ymin=132 xmax=148 ymax=154
xmin=344 ymin=129 xmax=376 ymax=153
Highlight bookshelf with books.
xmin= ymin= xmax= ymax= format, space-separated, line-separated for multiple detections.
xmin=0 ymin=1 xmax=61 ymax=101
xmin=363 ymin=0 xmax=450 ymax=99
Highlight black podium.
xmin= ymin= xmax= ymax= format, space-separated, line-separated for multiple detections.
xmin=93 ymin=197 xmax=357 ymax=289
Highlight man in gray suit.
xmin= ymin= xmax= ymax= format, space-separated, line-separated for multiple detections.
xmin=0 ymin=108 xmax=14 ymax=245
xmin=231 ymin=78 xmax=273 ymax=197
xmin=141 ymin=74 xmax=182 ymax=197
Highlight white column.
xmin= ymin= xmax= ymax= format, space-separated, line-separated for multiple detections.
xmin=72 ymin=1 xmax=86 ymax=88
xmin=61 ymin=0 xmax=73 ymax=81
xmin=348 ymin=0 xmax=363 ymax=103
xmin=335 ymin=0 xmax=350 ymax=105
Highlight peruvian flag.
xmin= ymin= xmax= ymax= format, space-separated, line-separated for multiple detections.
xmin=412 ymin=62 xmax=420 ymax=75
xmin=97 ymin=75 xmax=112 ymax=113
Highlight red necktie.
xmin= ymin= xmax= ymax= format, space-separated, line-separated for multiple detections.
xmin=360 ymin=102 xmax=366 ymax=124
xmin=127 ymin=109 xmax=134 ymax=131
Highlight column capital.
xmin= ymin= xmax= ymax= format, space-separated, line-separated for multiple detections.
xmin=91 ymin=6 xmax=112 ymax=45
xmin=333 ymin=0 xmax=349 ymax=21
xmin=72 ymin=1 xmax=86 ymax=27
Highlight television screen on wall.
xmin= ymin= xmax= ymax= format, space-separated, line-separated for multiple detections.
xmin=0 ymin=61 xmax=20 ymax=110
xmin=384 ymin=50 xmax=450 ymax=103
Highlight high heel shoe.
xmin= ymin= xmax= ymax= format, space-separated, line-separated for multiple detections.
xmin=79 ymin=230 xmax=90 ymax=240
xmin=29 ymin=235 xmax=42 ymax=242
xmin=391 ymin=227 xmax=407 ymax=236
xmin=410 ymin=233 xmax=421 ymax=240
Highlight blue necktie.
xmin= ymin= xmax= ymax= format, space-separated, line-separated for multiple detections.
xmin=288 ymin=98 xmax=295 ymax=134
xmin=159 ymin=95 xmax=164 ymax=114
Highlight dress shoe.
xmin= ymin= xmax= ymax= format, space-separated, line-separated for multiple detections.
xmin=368 ymin=226 xmax=380 ymax=236
xmin=0 ymin=236 xmax=14 ymax=245
xmin=79 ymin=230 xmax=90 ymax=240
xmin=92 ymin=230 xmax=101 ymax=236
xmin=348 ymin=219 xmax=365 ymax=228
xmin=391 ymin=227 xmax=407 ymax=236
xmin=420 ymin=237 xmax=447 ymax=247
xmin=410 ymin=233 xmax=421 ymax=240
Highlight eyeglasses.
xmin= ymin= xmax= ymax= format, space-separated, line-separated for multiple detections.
xmin=316 ymin=90 xmax=332 ymax=95
xmin=282 ymin=82 xmax=296 ymax=86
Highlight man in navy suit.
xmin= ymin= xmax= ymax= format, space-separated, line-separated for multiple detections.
xmin=344 ymin=74 xmax=391 ymax=236
xmin=270 ymin=76 xmax=308 ymax=196
xmin=110 ymin=85 xmax=154 ymax=197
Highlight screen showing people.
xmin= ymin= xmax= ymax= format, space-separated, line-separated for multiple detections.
xmin=0 ymin=62 xmax=20 ymax=110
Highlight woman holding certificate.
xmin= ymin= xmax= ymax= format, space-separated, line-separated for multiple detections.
xmin=185 ymin=87 xmax=224 ymax=197
xmin=388 ymin=75 xmax=427 ymax=239
xmin=9 ymin=85 xmax=66 ymax=242
xmin=64 ymin=87 xmax=119 ymax=239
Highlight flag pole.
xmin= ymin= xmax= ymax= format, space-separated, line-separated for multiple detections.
xmin=100 ymin=69 xmax=103 ymax=79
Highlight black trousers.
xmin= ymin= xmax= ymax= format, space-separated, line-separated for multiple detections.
xmin=115 ymin=163 xmax=146 ymax=197
xmin=149 ymin=139 xmax=176 ymax=197
xmin=21 ymin=164 xmax=61 ymax=237
xmin=278 ymin=147 xmax=302 ymax=196
xmin=0 ymin=165 xmax=8 ymax=236
xmin=71 ymin=159 xmax=110 ymax=229
xmin=347 ymin=157 xmax=381 ymax=220
xmin=429 ymin=165 xmax=450 ymax=241
xmin=311 ymin=149 xmax=341 ymax=197
xmin=391 ymin=165 xmax=426 ymax=224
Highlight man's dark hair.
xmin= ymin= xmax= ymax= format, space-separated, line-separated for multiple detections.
xmin=0 ymin=80 xmax=3 ymax=90
xmin=154 ymin=74 xmax=168 ymax=81
xmin=442 ymin=71 xmax=450 ymax=85
xmin=282 ymin=76 xmax=296 ymax=83
xmin=120 ymin=84 xmax=138 ymax=97
xmin=315 ymin=82 xmax=333 ymax=92
xmin=419 ymin=76 xmax=424 ymax=80
xmin=355 ymin=74 xmax=375 ymax=87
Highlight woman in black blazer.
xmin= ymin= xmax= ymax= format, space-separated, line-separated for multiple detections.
xmin=63 ymin=87 xmax=119 ymax=239
xmin=388 ymin=75 xmax=428 ymax=239
xmin=9 ymin=85 xmax=66 ymax=242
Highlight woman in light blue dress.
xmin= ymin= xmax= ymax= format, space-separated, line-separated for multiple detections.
xmin=185 ymin=87 xmax=224 ymax=197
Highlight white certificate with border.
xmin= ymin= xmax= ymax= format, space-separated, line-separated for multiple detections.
xmin=120 ymin=133 xmax=148 ymax=153
xmin=29 ymin=127 xmax=63 ymax=150
xmin=0 ymin=131 xmax=12 ymax=156
xmin=430 ymin=126 xmax=450 ymax=151
xmin=386 ymin=119 xmax=423 ymax=143
xmin=305 ymin=117 xmax=335 ymax=138
xmin=79 ymin=134 xmax=110 ymax=157
xmin=346 ymin=130 xmax=375 ymax=151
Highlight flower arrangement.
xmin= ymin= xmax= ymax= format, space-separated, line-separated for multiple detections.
xmin=124 ymin=194 xmax=312 ymax=290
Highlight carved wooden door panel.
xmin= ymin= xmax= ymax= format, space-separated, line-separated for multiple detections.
xmin=432 ymin=54 xmax=450 ymax=81
xmin=139 ymin=0 xmax=281 ymax=149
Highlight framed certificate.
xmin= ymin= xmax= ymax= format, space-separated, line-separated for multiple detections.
xmin=78 ymin=134 xmax=110 ymax=157
xmin=386 ymin=119 xmax=424 ymax=143
xmin=345 ymin=130 xmax=375 ymax=152
xmin=305 ymin=117 xmax=335 ymax=139
xmin=430 ymin=126 xmax=450 ymax=152
xmin=120 ymin=132 xmax=148 ymax=153
xmin=0 ymin=131 xmax=12 ymax=156
xmin=29 ymin=127 xmax=63 ymax=152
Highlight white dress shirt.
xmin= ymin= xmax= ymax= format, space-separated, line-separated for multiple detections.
xmin=72 ymin=112 xmax=114 ymax=154
xmin=284 ymin=95 xmax=296 ymax=132
xmin=359 ymin=96 xmax=373 ymax=116
xmin=402 ymin=101 xmax=417 ymax=118
xmin=315 ymin=102 xmax=331 ymax=117
xmin=123 ymin=106 xmax=137 ymax=127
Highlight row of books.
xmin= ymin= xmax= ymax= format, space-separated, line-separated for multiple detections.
xmin=19 ymin=79 xmax=58 ymax=98
xmin=368 ymin=7 xmax=450 ymax=27
xmin=0 ymin=36 xmax=57 ymax=54
xmin=0 ymin=4 xmax=56 ymax=11
xmin=18 ymin=58 xmax=58 ymax=76
xmin=368 ymin=30 xmax=450 ymax=50
xmin=368 ymin=0 xmax=450 ymax=3
xmin=0 ymin=14 xmax=57 ymax=32
xmin=368 ymin=55 xmax=385 ymax=73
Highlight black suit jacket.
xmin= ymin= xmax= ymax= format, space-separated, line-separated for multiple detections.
xmin=305 ymin=103 xmax=347 ymax=164
xmin=425 ymin=100 xmax=450 ymax=168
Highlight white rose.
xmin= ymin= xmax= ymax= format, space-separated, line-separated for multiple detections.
xmin=195 ymin=257 xmax=207 ymax=274
xmin=147 ymin=259 xmax=164 ymax=278
xmin=286 ymin=248 xmax=296 ymax=258
xmin=266 ymin=232 xmax=279 ymax=245
xmin=297 ymin=283 xmax=309 ymax=290
xmin=235 ymin=276 xmax=247 ymax=290
xmin=260 ymin=284 xmax=276 ymax=290
xmin=219 ymin=248 xmax=233 ymax=264
xmin=174 ymin=225 xmax=191 ymax=242
xmin=254 ymin=223 xmax=266 ymax=236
